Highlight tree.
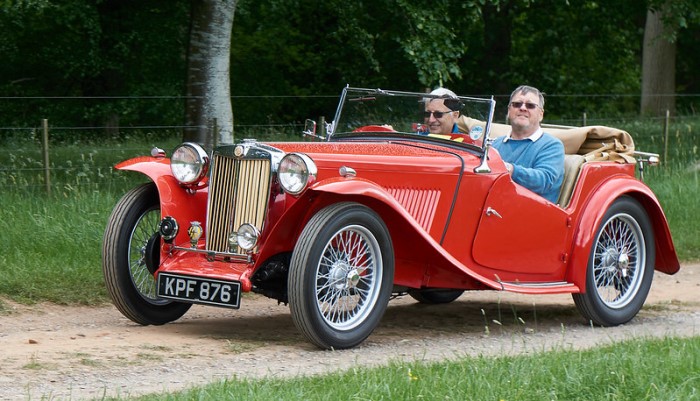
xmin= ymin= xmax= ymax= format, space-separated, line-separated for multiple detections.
xmin=640 ymin=0 xmax=700 ymax=116
xmin=183 ymin=0 xmax=237 ymax=148
xmin=641 ymin=4 xmax=677 ymax=116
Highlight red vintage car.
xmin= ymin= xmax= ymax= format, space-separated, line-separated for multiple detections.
xmin=102 ymin=87 xmax=680 ymax=349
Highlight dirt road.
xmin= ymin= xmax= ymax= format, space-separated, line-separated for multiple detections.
xmin=1 ymin=264 xmax=698 ymax=401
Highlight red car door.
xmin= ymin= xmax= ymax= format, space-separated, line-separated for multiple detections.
xmin=471 ymin=175 xmax=571 ymax=279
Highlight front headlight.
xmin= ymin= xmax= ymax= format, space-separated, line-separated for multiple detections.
xmin=278 ymin=153 xmax=317 ymax=195
xmin=233 ymin=224 xmax=260 ymax=251
xmin=171 ymin=142 xmax=209 ymax=186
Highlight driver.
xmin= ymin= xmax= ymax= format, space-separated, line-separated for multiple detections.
xmin=492 ymin=85 xmax=564 ymax=203
xmin=424 ymin=87 xmax=462 ymax=136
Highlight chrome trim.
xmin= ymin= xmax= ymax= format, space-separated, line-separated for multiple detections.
xmin=474 ymin=96 xmax=496 ymax=174
xmin=171 ymin=142 xmax=210 ymax=186
xmin=501 ymin=281 xmax=576 ymax=289
xmin=633 ymin=151 xmax=660 ymax=181
xmin=205 ymin=142 xmax=279 ymax=255
xmin=151 ymin=147 xmax=166 ymax=158
xmin=485 ymin=207 xmax=502 ymax=218
xmin=170 ymin=245 xmax=250 ymax=262
xmin=339 ymin=166 xmax=356 ymax=178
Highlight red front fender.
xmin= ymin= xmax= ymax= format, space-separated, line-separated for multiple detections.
xmin=258 ymin=176 xmax=504 ymax=290
xmin=115 ymin=156 xmax=208 ymax=245
xmin=567 ymin=176 xmax=680 ymax=291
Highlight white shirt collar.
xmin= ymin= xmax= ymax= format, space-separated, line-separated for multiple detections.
xmin=503 ymin=127 xmax=544 ymax=142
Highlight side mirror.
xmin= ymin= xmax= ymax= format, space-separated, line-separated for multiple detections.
xmin=303 ymin=119 xmax=325 ymax=140
xmin=303 ymin=119 xmax=316 ymax=136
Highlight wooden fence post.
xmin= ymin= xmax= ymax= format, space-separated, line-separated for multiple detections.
xmin=42 ymin=119 xmax=51 ymax=196
xmin=663 ymin=109 xmax=670 ymax=163
xmin=319 ymin=116 xmax=326 ymax=138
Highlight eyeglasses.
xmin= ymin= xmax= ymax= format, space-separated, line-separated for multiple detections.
xmin=510 ymin=101 xmax=540 ymax=110
xmin=424 ymin=110 xmax=454 ymax=119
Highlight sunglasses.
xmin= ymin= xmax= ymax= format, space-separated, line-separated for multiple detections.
xmin=424 ymin=110 xmax=454 ymax=119
xmin=510 ymin=101 xmax=540 ymax=110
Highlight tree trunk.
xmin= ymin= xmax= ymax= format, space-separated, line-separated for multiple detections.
xmin=641 ymin=6 xmax=676 ymax=117
xmin=184 ymin=0 xmax=236 ymax=149
xmin=481 ymin=1 xmax=514 ymax=97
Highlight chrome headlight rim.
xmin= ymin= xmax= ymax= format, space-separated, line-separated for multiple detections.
xmin=171 ymin=142 xmax=210 ymax=186
xmin=236 ymin=223 xmax=260 ymax=251
xmin=278 ymin=153 xmax=317 ymax=195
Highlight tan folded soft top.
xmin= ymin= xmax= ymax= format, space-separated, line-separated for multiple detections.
xmin=457 ymin=116 xmax=636 ymax=163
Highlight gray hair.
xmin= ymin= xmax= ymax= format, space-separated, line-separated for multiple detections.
xmin=510 ymin=85 xmax=545 ymax=109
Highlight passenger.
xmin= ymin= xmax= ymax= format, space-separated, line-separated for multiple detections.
xmin=424 ymin=87 xmax=462 ymax=136
xmin=492 ymin=85 xmax=564 ymax=203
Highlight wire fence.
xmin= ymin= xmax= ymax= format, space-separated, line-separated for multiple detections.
xmin=1 ymin=94 xmax=698 ymax=195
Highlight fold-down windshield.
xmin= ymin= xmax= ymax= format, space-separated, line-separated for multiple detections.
xmin=327 ymin=87 xmax=496 ymax=150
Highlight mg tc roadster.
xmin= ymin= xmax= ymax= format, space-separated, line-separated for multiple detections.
xmin=102 ymin=87 xmax=680 ymax=349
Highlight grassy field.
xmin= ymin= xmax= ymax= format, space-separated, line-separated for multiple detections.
xmin=112 ymin=335 xmax=700 ymax=401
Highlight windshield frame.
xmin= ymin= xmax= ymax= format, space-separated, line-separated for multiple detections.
xmin=326 ymin=86 xmax=497 ymax=153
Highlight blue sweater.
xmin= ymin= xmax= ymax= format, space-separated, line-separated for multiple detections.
xmin=492 ymin=131 xmax=565 ymax=203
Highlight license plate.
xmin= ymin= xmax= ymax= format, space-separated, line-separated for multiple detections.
xmin=157 ymin=273 xmax=241 ymax=308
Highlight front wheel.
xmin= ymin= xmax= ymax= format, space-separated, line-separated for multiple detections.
xmin=288 ymin=202 xmax=394 ymax=349
xmin=102 ymin=183 xmax=191 ymax=325
xmin=573 ymin=196 xmax=655 ymax=326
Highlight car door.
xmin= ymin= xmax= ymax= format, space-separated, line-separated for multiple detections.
xmin=471 ymin=175 xmax=570 ymax=278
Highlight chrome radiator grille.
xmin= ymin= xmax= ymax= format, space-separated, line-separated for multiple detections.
xmin=206 ymin=153 xmax=272 ymax=254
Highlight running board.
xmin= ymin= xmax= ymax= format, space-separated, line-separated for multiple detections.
xmin=499 ymin=281 xmax=579 ymax=294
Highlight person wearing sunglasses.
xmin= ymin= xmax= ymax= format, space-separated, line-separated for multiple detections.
xmin=491 ymin=85 xmax=564 ymax=203
xmin=424 ymin=87 xmax=462 ymax=136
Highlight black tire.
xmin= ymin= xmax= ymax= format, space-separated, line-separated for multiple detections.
xmin=288 ymin=202 xmax=394 ymax=349
xmin=102 ymin=183 xmax=191 ymax=325
xmin=572 ymin=196 xmax=655 ymax=326
xmin=408 ymin=289 xmax=464 ymax=304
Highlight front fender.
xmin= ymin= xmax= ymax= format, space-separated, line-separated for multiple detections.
xmin=567 ymin=175 xmax=680 ymax=290
xmin=258 ymin=176 xmax=504 ymax=290
xmin=116 ymin=156 xmax=208 ymax=245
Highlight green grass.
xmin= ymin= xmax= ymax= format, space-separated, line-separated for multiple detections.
xmin=0 ymin=190 xmax=112 ymax=304
xmin=107 ymin=335 xmax=700 ymax=401
xmin=645 ymin=165 xmax=700 ymax=261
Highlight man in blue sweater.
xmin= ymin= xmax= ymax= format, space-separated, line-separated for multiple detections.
xmin=492 ymin=85 xmax=564 ymax=203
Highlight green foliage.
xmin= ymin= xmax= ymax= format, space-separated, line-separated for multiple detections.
xmin=0 ymin=0 xmax=189 ymax=128
xmin=2 ymin=0 xmax=700 ymax=133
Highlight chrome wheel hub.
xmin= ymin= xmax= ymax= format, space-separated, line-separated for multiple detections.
xmin=329 ymin=261 xmax=360 ymax=290
xmin=593 ymin=213 xmax=645 ymax=308
xmin=315 ymin=225 xmax=383 ymax=331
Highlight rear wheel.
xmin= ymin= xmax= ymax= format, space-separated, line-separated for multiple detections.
xmin=573 ymin=196 xmax=655 ymax=326
xmin=289 ymin=202 xmax=394 ymax=349
xmin=102 ymin=183 xmax=191 ymax=325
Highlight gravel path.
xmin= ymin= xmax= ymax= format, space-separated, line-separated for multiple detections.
xmin=1 ymin=263 xmax=698 ymax=400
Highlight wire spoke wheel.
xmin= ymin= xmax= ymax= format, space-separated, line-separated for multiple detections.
xmin=128 ymin=208 xmax=162 ymax=302
xmin=289 ymin=202 xmax=394 ymax=349
xmin=592 ymin=213 xmax=644 ymax=308
xmin=315 ymin=225 xmax=382 ymax=330
xmin=102 ymin=183 xmax=191 ymax=325
xmin=573 ymin=196 xmax=655 ymax=326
